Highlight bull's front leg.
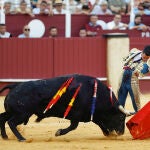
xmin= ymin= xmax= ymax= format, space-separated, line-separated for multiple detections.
xmin=7 ymin=114 xmax=27 ymax=141
xmin=55 ymin=120 xmax=79 ymax=136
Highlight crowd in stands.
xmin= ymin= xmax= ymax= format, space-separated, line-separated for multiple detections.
xmin=1 ymin=0 xmax=150 ymax=16
xmin=0 ymin=0 xmax=150 ymax=38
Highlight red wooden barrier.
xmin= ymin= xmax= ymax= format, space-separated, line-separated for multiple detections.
xmin=0 ymin=38 xmax=54 ymax=79
xmin=0 ymin=38 xmax=107 ymax=79
xmin=53 ymin=37 xmax=107 ymax=77
xmin=130 ymin=38 xmax=150 ymax=50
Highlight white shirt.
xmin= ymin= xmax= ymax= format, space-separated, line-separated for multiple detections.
xmin=53 ymin=9 xmax=67 ymax=14
xmin=89 ymin=0 xmax=104 ymax=5
xmin=18 ymin=33 xmax=32 ymax=38
xmin=32 ymin=8 xmax=49 ymax=14
xmin=0 ymin=32 xmax=11 ymax=38
xmin=133 ymin=52 xmax=142 ymax=62
xmin=91 ymin=5 xmax=112 ymax=15
xmin=107 ymin=21 xmax=126 ymax=30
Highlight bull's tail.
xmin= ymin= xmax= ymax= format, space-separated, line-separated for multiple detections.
xmin=0 ymin=83 xmax=20 ymax=94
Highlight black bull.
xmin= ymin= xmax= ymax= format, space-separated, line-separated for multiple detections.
xmin=0 ymin=74 xmax=126 ymax=141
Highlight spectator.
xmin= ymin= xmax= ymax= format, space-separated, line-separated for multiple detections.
xmin=108 ymin=0 xmax=126 ymax=15
xmin=18 ymin=25 xmax=32 ymax=38
xmin=107 ymin=14 xmax=128 ymax=30
xmin=16 ymin=1 xmax=34 ymax=17
xmin=4 ymin=2 xmax=15 ymax=14
xmin=9 ymin=0 xmax=31 ymax=11
xmin=85 ymin=15 xmax=102 ymax=37
xmin=79 ymin=28 xmax=87 ymax=37
xmin=75 ymin=0 xmax=88 ymax=13
xmin=0 ymin=24 xmax=12 ymax=38
xmin=53 ymin=0 xmax=67 ymax=14
xmin=128 ymin=14 xmax=150 ymax=31
xmin=133 ymin=2 xmax=150 ymax=15
xmin=49 ymin=26 xmax=58 ymax=37
xmin=91 ymin=0 xmax=112 ymax=15
xmin=126 ymin=0 xmax=147 ymax=15
xmin=143 ymin=0 xmax=150 ymax=10
xmin=36 ymin=0 xmax=53 ymax=10
xmin=76 ymin=4 xmax=91 ymax=14
xmin=31 ymin=0 xmax=38 ymax=8
xmin=32 ymin=1 xmax=50 ymax=15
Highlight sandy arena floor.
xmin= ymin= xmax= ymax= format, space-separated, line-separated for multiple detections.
xmin=0 ymin=93 xmax=150 ymax=150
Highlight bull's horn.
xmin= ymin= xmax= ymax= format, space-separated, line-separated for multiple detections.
xmin=118 ymin=105 xmax=134 ymax=116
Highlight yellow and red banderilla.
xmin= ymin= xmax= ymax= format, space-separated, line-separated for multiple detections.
xmin=63 ymin=84 xmax=82 ymax=119
xmin=43 ymin=77 xmax=73 ymax=113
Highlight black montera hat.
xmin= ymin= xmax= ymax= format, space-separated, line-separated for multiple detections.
xmin=143 ymin=45 xmax=150 ymax=56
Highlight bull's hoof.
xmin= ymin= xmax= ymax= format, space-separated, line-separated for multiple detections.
xmin=102 ymin=131 xmax=110 ymax=136
xmin=2 ymin=136 xmax=8 ymax=140
xmin=55 ymin=129 xmax=62 ymax=136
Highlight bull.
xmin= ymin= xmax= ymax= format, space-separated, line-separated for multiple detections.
xmin=0 ymin=74 xmax=130 ymax=141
